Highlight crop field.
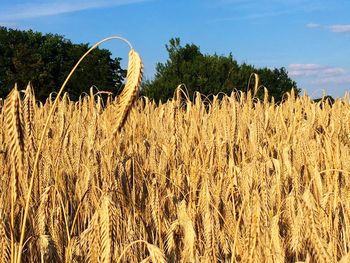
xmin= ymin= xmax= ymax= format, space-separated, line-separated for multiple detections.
xmin=1 ymin=85 xmax=350 ymax=262
xmin=1 ymin=44 xmax=350 ymax=263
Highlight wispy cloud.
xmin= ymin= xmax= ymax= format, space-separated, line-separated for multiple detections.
xmin=328 ymin=24 xmax=350 ymax=33
xmin=288 ymin=64 xmax=345 ymax=77
xmin=313 ymin=76 xmax=350 ymax=85
xmin=306 ymin=23 xmax=350 ymax=33
xmin=288 ymin=64 xmax=350 ymax=86
xmin=210 ymin=9 xmax=291 ymax=22
xmin=306 ymin=23 xmax=320 ymax=28
xmin=0 ymin=0 xmax=148 ymax=21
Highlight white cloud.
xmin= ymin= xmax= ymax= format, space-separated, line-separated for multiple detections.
xmin=312 ymin=76 xmax=350 ymax=85
xmin=328 ymin=24 xmax=350 ymax=33
xmin=288 ymin=64 xmax=345 ymax=77
xmin=289 ymin=64 xmax=350 ymax=87
xmin=0 ymin=0 xmax=148 ymax=21
xmin=306 ymin=23 xmax=350 ymax=34
xmin=306 ymin=23 xmax=320 ymax=28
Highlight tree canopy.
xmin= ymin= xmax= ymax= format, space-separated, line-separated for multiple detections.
xmin=142 ymin=38 xmax=299 ymax=102
xmin=1 ymin=29 xmax=299 ymax=102
xmin=0 ymin=27 xmax=126 ymax=101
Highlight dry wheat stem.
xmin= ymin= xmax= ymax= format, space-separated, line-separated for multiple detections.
xmin=16 ymin=36 xmax=137 ymax=263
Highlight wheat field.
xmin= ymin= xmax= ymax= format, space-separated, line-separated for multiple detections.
xmin=1 ymin=39 xmax=350 ymax=262
xmin=1 ymin=84 xmax=350 ymax=262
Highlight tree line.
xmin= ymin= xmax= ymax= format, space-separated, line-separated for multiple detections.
xmin=0 ymin=27 xmax=299 ymax=102
xmin=0 ymin=27 xmax=126 ymax=101
xmin=142 ymin=38 xmax=298 ymax=102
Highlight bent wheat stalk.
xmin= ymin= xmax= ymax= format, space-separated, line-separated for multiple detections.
xmin=247 ymin=73 xmax=260 ymax=97
xmin=16 ymin=36 xmax=142 ymax=263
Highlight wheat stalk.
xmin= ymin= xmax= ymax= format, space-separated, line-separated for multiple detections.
xmin=16 ymin=36 xmax=138 ymax=263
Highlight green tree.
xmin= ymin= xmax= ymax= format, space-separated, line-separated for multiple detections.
xmin=142 ymin=38 xmax=299 ymax=102
xmin=0 ymin=27 xmax=126 ymax=101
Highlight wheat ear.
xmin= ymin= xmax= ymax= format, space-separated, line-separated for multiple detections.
xmin=178 ymin=201 xmax=196 ymax=262
xmin=0 ymin=215 xmax=10 ymax=263
xmin=113 ymin=49 xmax=143 ymax=134
xmin=99 ymin=195 xmax=118 ymax=263
xmin=22 ymin=82 xmax=36 ymax=163
xmin=4 ymin=84 xmax=24 ymax=179
xmin=3 ymin=84 xmax=25 ymax=262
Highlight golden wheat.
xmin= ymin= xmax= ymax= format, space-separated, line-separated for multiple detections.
xmin=1 ymin=39 xmax=350 ymax=262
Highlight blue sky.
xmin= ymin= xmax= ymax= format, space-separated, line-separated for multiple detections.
xmin=1 ymin=0 xmax=350 ymax=98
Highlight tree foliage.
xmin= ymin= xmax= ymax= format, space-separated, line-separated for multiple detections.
xmin=0 ymin=27 xmax=126 ymax=101
xmin=142 ymin=38 xmax=299 ymax=102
